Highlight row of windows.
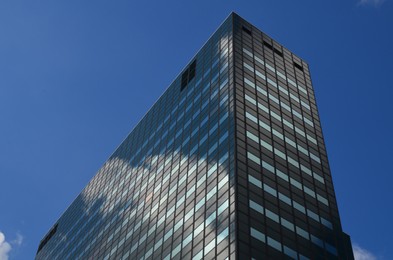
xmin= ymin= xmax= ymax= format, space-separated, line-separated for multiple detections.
xmin=249 ymin=199 xmax=337 ymax=256
xmin=238 ymin=19 xmax=341 ymax=259
xmin=197 ymin=32 xmax=230 ymax=67
xmin=244 ymin=78 xmax=314 ymax=131
xmin=128 ymin=34 xmax=231 ymax=162
xmin=245 ymin=112 xmax=325 ymax=185
xmin=47 ymin=160 xmax=135 ymax=257
xmin=53 ymin=162 xmax=146 ymax=257
xmin=243 ymin=75 xmax=318 ymax=146
xmin=247 ymin=173 xmax=332 ymax=229
xmin=56 ymin=160 xmax=145 ymax=258
xmin=75 ymin=112 xmax=231 ymax=258
xmin=191 ymin=227 xmax=229 ymax=260
xmin=161 ymin=201 xmax=230 ymax=260
xmin=250 ymin=227 xmax=309 ymax=260
xmin=129 ymin=22 xmax=231 ymax=139
xmin=89 ymin=75 xmax=230 ymax=213
xmin=60 ymin=150 xmax=230 ymax=258
xmin=243 ymin=47 xmax=309 ymax=97
xmin=47 ymin=73 xmax=231 ymax=258
xmin=244 ymin=97 xmax=320 ymax=164
xmin=123 ymin=189 xmax=230 ymax=259
xmin=246 ymin=129 xmax=324 ymax=193
xmin=119 ymin=165 xmax=230 ymax=260
xmin=243 ymin=65 xmax=314 ymax=131
xmin=128 ymin=63 xmax=229 ymax=169
xmin=243 ymin=58 xmax=311 ymax=115
xmin=66 ymin=127 xmax=231 ymax=259
xmin=129 ymin=69 xmax=217 ymax=158
xmin=112 ymin=24 xmax=233 ymax=259
xmin=136 ymin=146 xmax=231 ymax=258
xmin=246 ymin=132 xmax=329 ymax=207
xmin=38 ymin=18 xmax=235 ymax=259
xmin=240 ymin=33 xmax=310 ymax=92
xmin=130 ymin=79 xmax=232 ymax=175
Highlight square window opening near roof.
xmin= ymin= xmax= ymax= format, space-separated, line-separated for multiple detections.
xmin=181 ymin=59 xmax=197 ymax=91
xmin=263 ymin=40 xmax=273 ymax=50
xmin=274 ymin=48 xmax=283 ymax=57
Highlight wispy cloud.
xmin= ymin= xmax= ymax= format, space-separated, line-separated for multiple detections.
xmin=0 ymin=231 xmax=12 ymax=260
xmin=353 ymin=244 xmax=377 ymax=260
xmin=11 ymin=233 xmax=23 ymax=247
xmin=357 ymin=0 xmax=385 ymax=7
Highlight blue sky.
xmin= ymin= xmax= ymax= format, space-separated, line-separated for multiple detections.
xmin=0 ymin=1 xmax=392 ymax=259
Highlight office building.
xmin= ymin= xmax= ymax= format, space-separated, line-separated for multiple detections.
xmin=36 ymin=13 xmax=353 ymax=259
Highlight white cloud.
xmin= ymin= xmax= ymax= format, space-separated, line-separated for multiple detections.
xmin=0 ymin=231 xmax=12 ymax=260
xmin=353 ymin=244 xmax=377 ymax=260
xmin=358 ymin=0 xmax=385 ymax=7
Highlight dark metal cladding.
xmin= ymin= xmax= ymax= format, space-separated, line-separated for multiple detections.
xmin=232 ymin=13 xmax=353 ymax=259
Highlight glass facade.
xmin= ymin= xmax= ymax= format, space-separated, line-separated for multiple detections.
xmin=36 ymin=13 xmax=353 ymax=260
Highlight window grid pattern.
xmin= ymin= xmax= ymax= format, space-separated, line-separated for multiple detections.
xmin=233 ymin=14 xmax=350 ymax=259
xmin=37 ymin=15 xmax=236 ymax=260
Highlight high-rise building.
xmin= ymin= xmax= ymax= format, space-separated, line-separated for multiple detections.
xmin=36 ymin=13 xmax=353 ymax=260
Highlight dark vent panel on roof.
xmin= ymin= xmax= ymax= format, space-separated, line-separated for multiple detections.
xmin=37 ymin=223 xmax=58 ymax=254
xmin=294 ymin=62 xmax=304 ymax=71
xmin=181 ymin=71 xmax=188 ymax=90
xmin=189 ymin=60 xmax=196 ymax=81
xmin=181 ymin=59 xmax=197 ymax=91
xmin=242 ymin=26 xmax=252 ymax=35
xmin=274 ymin=48 xmax=283 ymax=57
xmin=263 ymin=41 xmax=273 ymax=50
